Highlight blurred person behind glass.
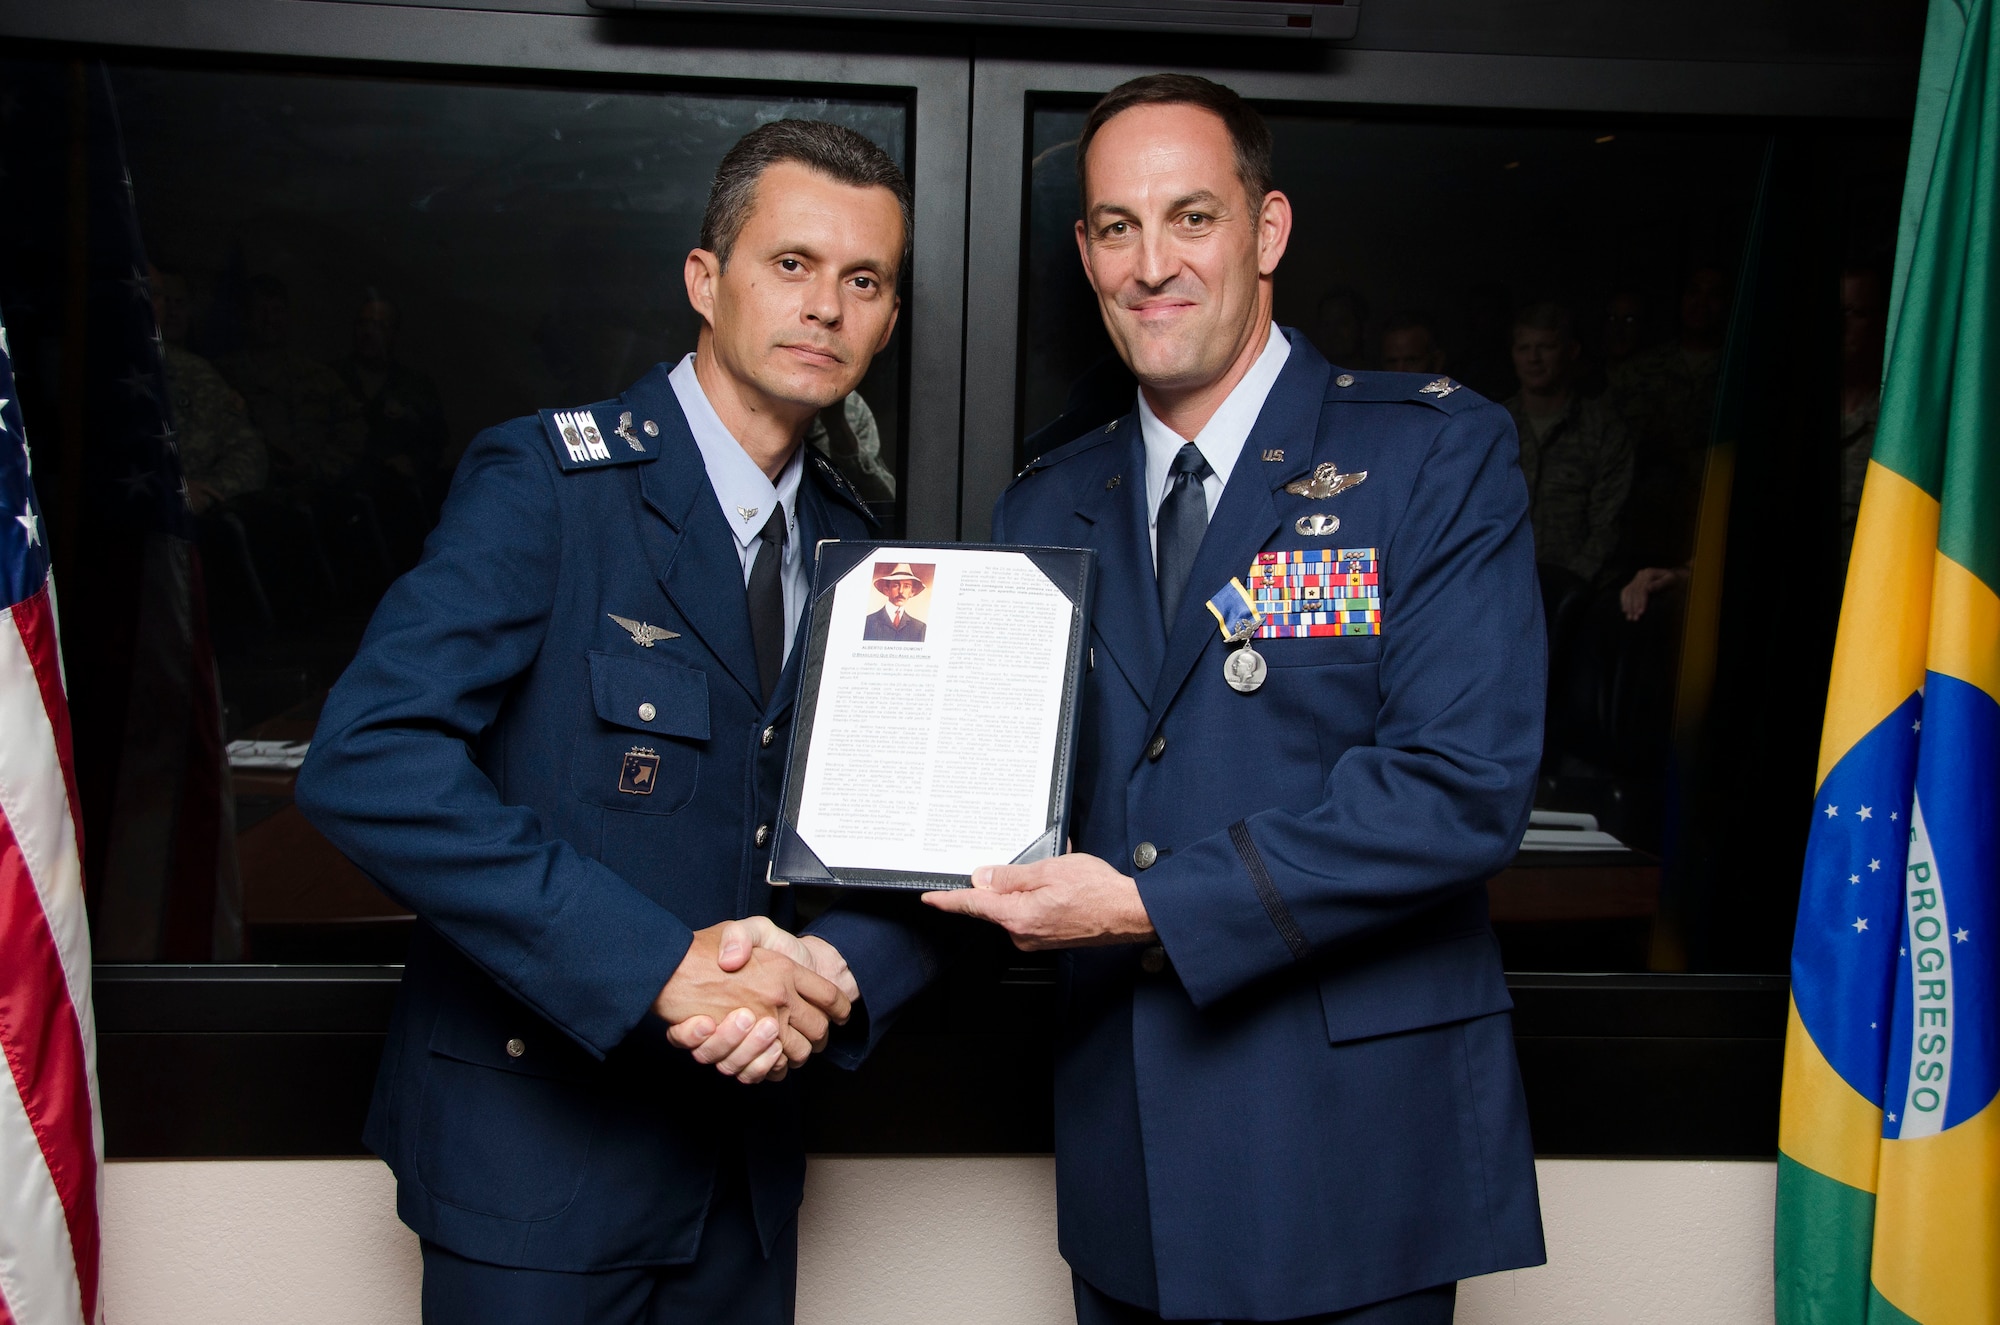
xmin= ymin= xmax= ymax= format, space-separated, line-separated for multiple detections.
xmin=150 ymin=263 xmax=266 ymax=514
xmin=1611 ymin=265 xmax=1732 ymax=621
xmin=1837 ymin=261 xmax=1888 ymax=568
xmin=334 ymin=291 xmax=448 ymax=494
xmin=1379 ymin=310 xmax=1447 ymax=375
xmin=804 ymin=391 xmax=895 ymax=502
xmin=220 ymin=274 xmax=368 ymax=489
xmin=1503 ymin=302 xmax=1633 ymax=593
xmin=1306 ymin=284 xmax=1368 ymax=366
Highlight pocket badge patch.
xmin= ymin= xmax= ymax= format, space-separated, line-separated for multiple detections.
xmin=618 ymin=747 xmax=661 ymax=795
xmin=1247 ymin=548 xmax=1381 ymax=638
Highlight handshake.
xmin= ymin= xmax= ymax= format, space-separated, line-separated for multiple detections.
xmin=652 ymin=918 xmax=857 ymax=1085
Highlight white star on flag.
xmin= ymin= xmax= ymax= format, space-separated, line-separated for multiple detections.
xmin=1853 ymin=917 xmax=1869 ymax=933
xmin=1825 ymin=804 xmax=1840 ymax=818
xmin=1888 ymin=1113 xmax=1897 ymax=1122
xmin=1914 ymin=719 xmax=1922 ymax=731
xmin=1955 ymin=928 xmax=1971 ymax=944
xmin=1849 ymin=874 xmax=1860 ymax=884
xmin=1858 ymin=806 xmax=1872 ymax=820
xmin=1869 ymin=859 xmax=1881 ymax=871
xmin=15 ymin=505 xmax=38 ymax=545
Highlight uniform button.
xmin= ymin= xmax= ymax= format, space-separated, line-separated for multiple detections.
xmin=637 ymin=702 xmax=657 ymax=722
xmin=761 ymin=725 xmax=777 ymax=748
xmin=1145 ymin=734 xmax=1166 ymax=762
xmin=1336 ymin=373 xmax=1355 ymax=388
xmin=505 ymin=1038 xmax=526 ymax=1058
xmin=755 ymin=823 xmax=771 ymax=847
xmin=1139 ymin=945 xmax=1167 ymax=974
xmin=1132 ymin=841 xmax=1158 ymax=870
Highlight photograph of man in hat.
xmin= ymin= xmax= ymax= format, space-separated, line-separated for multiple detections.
xmin=862 ymin=560 xmax=930 ymax=641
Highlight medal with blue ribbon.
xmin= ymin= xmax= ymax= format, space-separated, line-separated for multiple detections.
xmin=1206 ymin=578 xmax=1267 ymax=693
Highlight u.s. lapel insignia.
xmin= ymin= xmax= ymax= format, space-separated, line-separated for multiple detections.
xmin=615 ymin=411 xmax=645 ymax=451
xmin=737 ymin=506 xmax=759 ymax=523
xmin=608 ymin=613 xmax=680 ymax=647
xmin=618 ymin=747 xmax=661 ymax=795
xmin=1419 ymin=378 xmax=1461 ymax=397
xmin=1261 ymin=449 xmax=1285 ymax=463
xmin=1284 ymin=461 xmax=1368 ymax=501
xmin=1296 ymin=513 xmax=1340 ymax=537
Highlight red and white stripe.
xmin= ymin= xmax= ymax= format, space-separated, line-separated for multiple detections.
xmin=0 ymin=577 xmax=101 ymax=1325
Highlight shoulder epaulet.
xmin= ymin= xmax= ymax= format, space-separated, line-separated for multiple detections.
xmin=538 ymin=400 xmax=661 ymax=472
xmin=1007 ymin=415 xmax=1128 ymax=488
xmin=808 ymin=450 xmax=880 ymax=526
xmin=1324 ymin=370 xmax=1489 ymax=414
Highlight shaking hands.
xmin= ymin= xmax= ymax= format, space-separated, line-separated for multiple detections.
xmin=655 ymin=918 xmax=858 ymax=1085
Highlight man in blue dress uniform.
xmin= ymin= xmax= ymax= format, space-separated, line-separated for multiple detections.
xmin=707 ymin=75 xmax=1551 ymax=1322
xmin=293 ymin=120 xmax=908 ymax=1324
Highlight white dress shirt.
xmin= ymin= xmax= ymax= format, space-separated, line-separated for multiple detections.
xmin=668 ymin=354 xmax=807 ymax=663
xmin=1137 ymin=323 xmax=1292 ymax=557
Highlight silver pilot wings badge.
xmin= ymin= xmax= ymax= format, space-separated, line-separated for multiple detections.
xmin=1284 ymin=461 xmax=1369 ymax=501
xmin=608 ymin=614 xmax=680 ymax=648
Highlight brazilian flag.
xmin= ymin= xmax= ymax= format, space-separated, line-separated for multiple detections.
xmin=1775 ymin=0 xmax=2000 ymax=1319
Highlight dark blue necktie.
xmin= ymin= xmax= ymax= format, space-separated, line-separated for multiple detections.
xmin=1155 ymin=442 xmax=1213 ymax=629
xmin=748 ymin=503 xmax=788 ymax=703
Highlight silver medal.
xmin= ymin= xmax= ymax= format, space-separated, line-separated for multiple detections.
xmin=1224 ymin=643 xmax=1267 ymax=693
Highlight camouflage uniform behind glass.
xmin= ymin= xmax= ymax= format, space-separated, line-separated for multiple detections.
xmin=218 ymin=347 xmax=367 ymax=487
xmin=1607 ymin=344 xmax=1722 ymax=569
xmin=164 ymin=344 xmax=267 ymax=503
xmin=1838 ymin=394 xmax=1880 ymax=567
xmin=805 ymin=391 xmax=895 ymax=502
xmin=1504 ymin=392 xmax=1634 ymax=586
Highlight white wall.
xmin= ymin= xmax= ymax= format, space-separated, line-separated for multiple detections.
xmin=101 ymin=1156 xmax=1775 ymax=1324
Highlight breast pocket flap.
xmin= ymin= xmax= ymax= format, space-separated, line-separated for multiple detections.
xmin=587 ymin=650 xmax=710 ymax=740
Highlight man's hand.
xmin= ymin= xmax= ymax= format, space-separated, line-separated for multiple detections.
xmin=662 ymin=919 xmax=856 ymax=1083
xmin=654 ymin=921 xmax=850 ymax=1084
xmin=920 ymin=853 xmax=1156 ymax=950
xmin=1620 ymin=566 xmax=1687 ymax=622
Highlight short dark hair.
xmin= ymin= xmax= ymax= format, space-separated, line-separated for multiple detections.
xmin=1512 ymin=301 xmax=1576 ymax=343
xmin=699 ymin=119 xmax=912 ymax=276
xmin=1075 ymin=74 xmax=1273 ymax=210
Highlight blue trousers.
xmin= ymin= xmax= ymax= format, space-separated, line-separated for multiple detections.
xmin=419 ymin=1158 xmax=796 ymax=1325
xmin=1073 ymin=1275 xmax=1456 ymax=1325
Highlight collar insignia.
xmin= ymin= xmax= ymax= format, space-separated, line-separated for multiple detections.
xmin=1419 ymin=378 xmax=1461 ymax=397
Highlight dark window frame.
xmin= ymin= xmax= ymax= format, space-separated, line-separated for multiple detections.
xmin=1 ymin=0 xmax=1916 ymax=1158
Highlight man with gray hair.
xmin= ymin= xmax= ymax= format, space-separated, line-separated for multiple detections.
xmin=295 ymin=118 xmax=906 ymax=1324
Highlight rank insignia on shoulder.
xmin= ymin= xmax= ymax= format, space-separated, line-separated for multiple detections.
xmin=541 ymin=404 xmax=657 ymax=472
xmin=1418 ymin=378 xmax=1461 ymax=397
xmin=618 ymin=747 xmax=661 ymax=795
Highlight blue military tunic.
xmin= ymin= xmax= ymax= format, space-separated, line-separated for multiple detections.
xmin=296 ymin=360 xmax=874 ymax=1272
xmin=819 ymin=329 xmax=1548 ymax=1319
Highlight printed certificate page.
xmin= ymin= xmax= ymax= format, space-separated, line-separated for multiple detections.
xmin=792 ymin=547 xmax=1076 ymax=877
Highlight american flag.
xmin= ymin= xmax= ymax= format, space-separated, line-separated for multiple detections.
xmin=0 ymin=315 xmax=102 ymax=1322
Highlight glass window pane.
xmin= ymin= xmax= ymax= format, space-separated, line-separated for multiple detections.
xmin=0 ymin=58 xmax=909 ymax=962
xmin=1022 ymin=102 xmax=1907 ymax=974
